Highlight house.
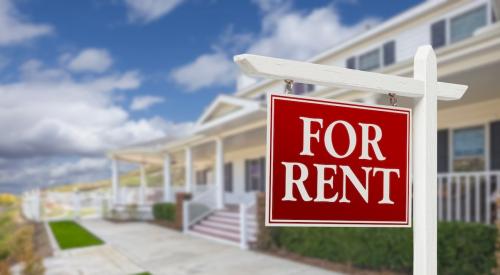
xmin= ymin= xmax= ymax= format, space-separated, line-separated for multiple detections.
xmin=108 ymin=0 xmax=500 ymax=248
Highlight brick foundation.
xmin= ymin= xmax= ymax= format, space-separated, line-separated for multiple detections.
xmin=175 ymin=192 xmax=192 ymax=230
xmin=255 ymin=192 xmax=273 ymax=250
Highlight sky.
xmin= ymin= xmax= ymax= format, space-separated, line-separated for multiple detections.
xmin=0 ymin=0 xmax=423 ymax=194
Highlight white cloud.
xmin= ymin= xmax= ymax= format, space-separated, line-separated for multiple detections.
xmin=0 ymin=56 xmax=194 ymax=191
xmin=49 ymin=158 xmax=109 ymax=179
xmin=170 ymin=52 xmax=236 ymax=92
xmin=248 ymin=5 xmax=379 ymax=60
xmin=0 ymin=58 xmax=192 ymax=159
xmin=0 ymin=0 xmax=52 ymax=46
xmin=124 ymin=0 xmax=184 ymax=23
xmin=67 ymin=48 xmax=113 ymax=73
xmin=170 ymin=1 xmax=379 ymax=91
xmin=0 ymin=157 xmax=112 ymax=192
xmin=130 ymin=95 xmax=165 ymax=111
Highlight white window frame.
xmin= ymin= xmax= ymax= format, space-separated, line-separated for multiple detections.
xmin=441 ymin=2 xmax=492 ymax=47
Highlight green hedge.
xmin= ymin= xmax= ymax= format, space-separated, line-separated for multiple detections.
xmin=270 ymin=222 xmax=496 ymax=274
xmin=152 ymin=202 xmax=176 ymax=222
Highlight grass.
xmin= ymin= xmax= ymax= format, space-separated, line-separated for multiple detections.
xmin=49 ymin=220 xmax=103 ymax=250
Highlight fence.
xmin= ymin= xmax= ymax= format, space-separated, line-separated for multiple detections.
xmin=437 ymin=171 xmax=500 ymax=224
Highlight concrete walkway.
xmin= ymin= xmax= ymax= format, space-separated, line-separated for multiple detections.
xmin=46 ymin=219 xmax=342 ymax=275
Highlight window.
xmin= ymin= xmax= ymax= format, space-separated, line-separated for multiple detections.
xmin=450 ymin=6 xmax=487 ymax=43
xmin=195 ymin=169 xmax=209 ymax=185
xmin=453 ymin=126 xmax=485 ymax=171
xmin=490 ymin=121 xmax=500 ymax=170
xmin=224 ymin=162 xmax=233 ymax=192
xmin=293 ymin=83 xmax=315 ymax=95
xmin=245 ymin=157 xmax=265 ymax=192
xmin=383 ymin=41 xmax=395 ymax=66
xmin=437 ymin=129 xmax=449 ymax=173
xmin=358 ymin=49 xmax=380 ymax=71
xmin=346 ymin=56 xmax=356 ymax=69
xmin=431 ymin=20 xmax=446 ymax=49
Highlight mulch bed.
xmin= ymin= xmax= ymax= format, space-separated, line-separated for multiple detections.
xmin=261 ymin=248 xmax=405 ymax=275
xmin=33 ymin=222 xmax=53 ymax=258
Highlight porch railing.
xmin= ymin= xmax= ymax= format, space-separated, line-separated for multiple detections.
xmin=183 ymin=185 xmax=216 ymax=232
xmin=239 ymin=200 xmax=257 ymax=249
xmin=437 ymin=171 xmax=500 ymax=224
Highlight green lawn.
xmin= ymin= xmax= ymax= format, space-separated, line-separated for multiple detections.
xmin=49 ymin=220 xmax=103 ymax=250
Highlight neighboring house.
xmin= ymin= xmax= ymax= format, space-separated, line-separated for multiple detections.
xmin=109 ymin=0 xmax=500 ymax=248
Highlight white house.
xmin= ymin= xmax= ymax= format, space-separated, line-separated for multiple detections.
xmin=109 ymin=0 xmax=500 ymax=248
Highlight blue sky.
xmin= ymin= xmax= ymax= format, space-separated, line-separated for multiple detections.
xmin=0 ymin=0 xmax=423 ymax=193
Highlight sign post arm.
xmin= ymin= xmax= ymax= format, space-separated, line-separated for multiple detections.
xmin=413 ymin=45 xmax=438 ymax=275
xmin=234 ymin=54 xmax=467 ymax=100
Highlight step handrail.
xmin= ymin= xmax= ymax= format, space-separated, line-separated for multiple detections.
xmin=185 ymin=185 xmax=217 ymax=230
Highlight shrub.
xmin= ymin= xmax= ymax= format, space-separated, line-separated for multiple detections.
xmin=270 ymin=222 xmax=496 ymax=274
xmin=152 ymin=203 xmax=175 ymax=222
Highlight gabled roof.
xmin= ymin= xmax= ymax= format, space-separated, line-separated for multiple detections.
xmin=196 ymin=94 xmax=260 ymax=126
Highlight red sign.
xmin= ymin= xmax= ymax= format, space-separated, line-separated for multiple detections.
xmin=266 ymin=93 xmax=411 ymax=227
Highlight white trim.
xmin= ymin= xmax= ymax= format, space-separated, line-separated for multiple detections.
xmin=234 ymin=54 xmax=466 ymax=100
xmin=197 ymin=95 xmax=260 ymax=126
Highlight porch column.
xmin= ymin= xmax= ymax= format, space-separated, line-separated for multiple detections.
xmin=215 ymin=138 xmax=224 ymax=209
xmin=163 ymin=154 xmax=172 ymax=202
xmin=139 ymin=164 xmax=147 ymax=205
xmin=185 ymin=147 xmax=193 ymax=193
xmin=111 ymin=158 xmax=120 ymax=205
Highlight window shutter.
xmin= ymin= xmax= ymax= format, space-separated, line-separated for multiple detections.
xmin=490 ymin=121 xmax=500 ymax=170
xmin=224 ymin=162 xmax=233 ymax=192
xmin=437 ymin=129 xmax=449 ymax=173
xmin=293 ymin=83 xmax=306 ymax=95
xmin=245 ymin=160 xmax=250 ymax=192
xmin=306 ymin=84 xmax=315 ymax=93
xmin=259 ymin=157 xmax=266 ymax=192
xmin=383 ymin=41 xmax=396 ymax=66
xmin=346 ymin=57 xmax=356 ymax=69
xmin=431 ymin=20 xmax=446 ymax=49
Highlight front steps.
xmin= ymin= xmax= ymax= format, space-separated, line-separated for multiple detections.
xmin=190 ymin=207 xmax=257 ymax=246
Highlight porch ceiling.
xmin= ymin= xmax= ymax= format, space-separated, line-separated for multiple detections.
xmin=439 ymin=60 xmax=500 ymax=109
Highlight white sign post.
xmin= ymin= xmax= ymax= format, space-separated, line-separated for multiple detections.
xmin=234 ymin=45 xmax=467 ymax=275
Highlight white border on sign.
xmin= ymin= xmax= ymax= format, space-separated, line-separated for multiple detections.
xmin=265 ymin=92 xmax=412 ymax=228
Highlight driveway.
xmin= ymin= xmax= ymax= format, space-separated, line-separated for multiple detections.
xmin=53 ymin=219 xmax=341 ymax=275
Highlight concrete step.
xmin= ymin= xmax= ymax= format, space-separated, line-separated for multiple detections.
xmin=199 ymin=220 xmax=240 ymax=233
xmin=207 ymin=215 xmax=258 ymax=228
xmin=191 ymin=224 xmax=240 ymax=242
xmin=217 ymin=209 xmax=258 ymax=220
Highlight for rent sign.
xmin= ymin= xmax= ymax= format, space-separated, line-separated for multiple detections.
xmin=266 ymin=93 xmax=411 ymax=227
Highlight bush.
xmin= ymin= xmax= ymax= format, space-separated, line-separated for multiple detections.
xmin=270 ymin=222 xmax=496 ymax=274
xmin=152 ymin=203 xmax=175 ymax=222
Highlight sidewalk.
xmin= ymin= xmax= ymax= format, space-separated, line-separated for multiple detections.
xmin=75 ymin=219 xmax=342 ymax=275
